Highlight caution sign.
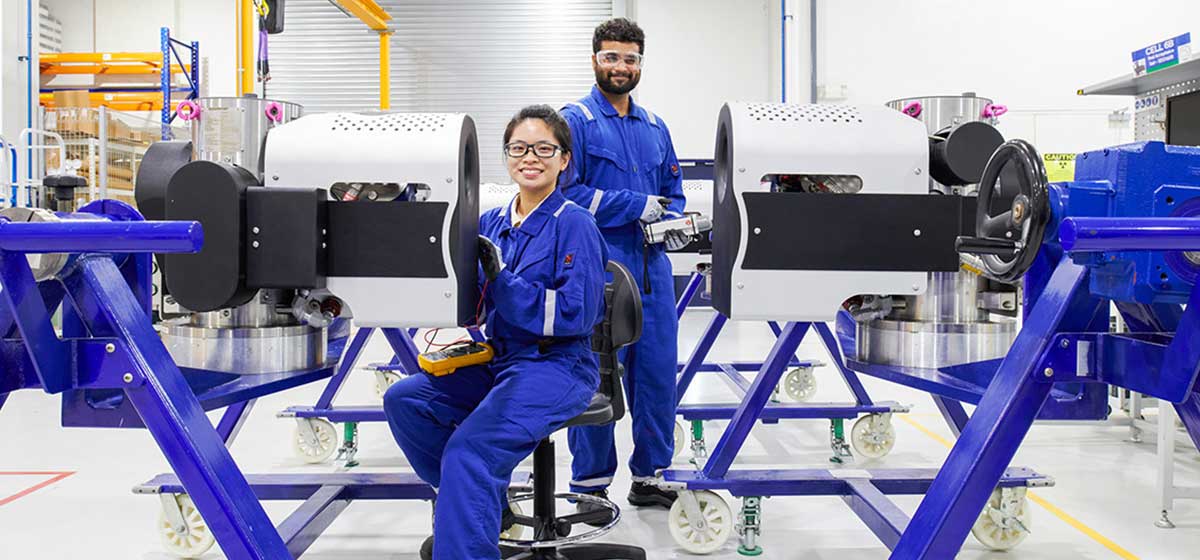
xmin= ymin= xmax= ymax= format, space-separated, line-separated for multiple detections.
xmin=1043 ymin=153 xmax=1076 ymax=183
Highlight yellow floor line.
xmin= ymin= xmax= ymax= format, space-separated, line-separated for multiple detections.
xmin=896 ymin=414 xmax=1140 ymax=560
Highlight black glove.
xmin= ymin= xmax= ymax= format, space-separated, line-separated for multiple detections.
xmin=664 ymin=229 xmax=691 ymax=251
xmin=478 ymin=235 xmax=506 ymax=281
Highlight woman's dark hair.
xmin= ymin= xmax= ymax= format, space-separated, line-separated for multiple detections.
xmin=503 ymin=104 xmax=572 ymax=155
xmin=593 ymin=17 xmax=644 ymax=54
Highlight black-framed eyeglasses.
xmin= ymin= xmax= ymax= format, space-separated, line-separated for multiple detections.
xmin=504 ymin=142 xmax=564 ymax=159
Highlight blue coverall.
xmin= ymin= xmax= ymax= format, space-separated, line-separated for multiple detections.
xmin=384 ymin=189 xmax=609 ymax=560
xmin=560 ymin=86 xmax=686 ymax=492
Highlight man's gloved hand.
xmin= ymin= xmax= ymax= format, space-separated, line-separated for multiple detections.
xmin=478 ymin=235 xmax=506 ymax=281
xmin=664 ymin=229 xmax=691 ymax=251
xmin=639 ymin=196 xmax=672 ymax=224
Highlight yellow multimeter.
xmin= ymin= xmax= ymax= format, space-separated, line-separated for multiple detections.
xmin=418 ymin=342 xmax=495 ymax=376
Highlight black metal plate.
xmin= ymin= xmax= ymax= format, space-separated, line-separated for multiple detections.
xmin=164 ymin=160 xmax=257 ymax=312
xmin=741 ymin=192 xmax=975 ymax=272
xmin=326 ymin=201 xmax=449 ymax=278
xmin=245 ymin=187 xmax=327 ymax=289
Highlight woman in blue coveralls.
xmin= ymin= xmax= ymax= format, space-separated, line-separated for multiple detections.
xmin=383 ymin=105 xmax=610 ymax=560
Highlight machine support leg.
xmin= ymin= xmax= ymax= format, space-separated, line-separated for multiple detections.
xmin=215 ymin=398 xmax=256 ymax=446
xmin=676 ymin=272 xmax=704 ymax=318
xmin=703 ymin=322 xmax=810 ymax=478
xmin=814 ymin=322 xmax=873 ymax=406
xmin=1156 ymin=403 xmax=1177 ymax=528
xmin=890 ymin=260 xmax=1101 ymax=559
xmin=315 ymin=327 xmax=374 ymax=409
xmin=932 ymin=395 xmax=970 ymax=438
xmin=381 ymin=327 xmax=421 ymax=374
xmin=676 ymin=313 xmax=727 ymax=405
xmin=71 ymin=257 xmax=291 ymax=559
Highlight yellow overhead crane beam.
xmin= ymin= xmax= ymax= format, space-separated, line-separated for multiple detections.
xmin=331 ymin=0 xmax=395 ymax=109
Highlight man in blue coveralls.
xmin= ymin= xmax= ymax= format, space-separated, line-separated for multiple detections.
xmin=561 ymin=17 xmax=690 ymax=511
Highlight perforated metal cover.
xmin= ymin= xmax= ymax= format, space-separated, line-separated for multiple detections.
xmin=711 ymin=102 xmax=930 ymax=321
xmin=263 ymin=112 xmax=480 ymax=328
xmin=745 ymin=103 xmax=863 ymax=124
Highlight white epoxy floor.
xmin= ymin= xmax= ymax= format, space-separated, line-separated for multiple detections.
xmin=3 ymin=309 xmax=1200 ymax=559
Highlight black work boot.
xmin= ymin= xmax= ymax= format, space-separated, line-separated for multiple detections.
xmin=419 ymin=535 xmax=434 ymax=560
xmin=501 ymin=502 xmax=517 ymax=534
xmin=575 ymin=489 xmax=615 ymax=527
xmin=627 ymin=480 xmax=677 ymax=509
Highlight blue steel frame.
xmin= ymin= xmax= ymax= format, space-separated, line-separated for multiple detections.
xmin=279 ymin=326 xmax=485 ymax=426
xmin=0 ymin=202 xmax=483 ymax=558
xmin=672 ymin=271 xmax=906 ymax=426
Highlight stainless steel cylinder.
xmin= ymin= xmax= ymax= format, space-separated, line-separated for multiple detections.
xmin=190 ymin=97 xmax=302 ymax=181
xmin=187 ymin=290 xmax=294 ymax=328
xmin=857 ymin=318 xmax=1017 ymax=368
xmin=892 ymin=270 xmax=986 ymax=323
xmin=886 ymin=93 xmax=995 ymax=134
xmin=162 ymin=322 xmax=328 ymax=375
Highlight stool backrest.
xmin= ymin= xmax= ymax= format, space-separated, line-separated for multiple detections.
xmin=592 ymin=261 xmax=642 ymax=422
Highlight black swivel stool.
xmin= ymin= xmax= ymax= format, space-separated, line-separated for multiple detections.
xmin=500 ymin=261 xmax=646 ymax=560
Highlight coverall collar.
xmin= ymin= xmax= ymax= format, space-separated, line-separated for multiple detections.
xmin=501 ymin=188 xmax=567 ymax=238
xmin=589 ymin=85 xmax=651 ymax=122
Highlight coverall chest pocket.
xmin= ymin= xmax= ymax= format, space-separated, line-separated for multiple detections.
xmin=514 ymin=242 xmax=555 ymax=282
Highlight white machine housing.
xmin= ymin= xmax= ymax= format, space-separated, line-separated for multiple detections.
xmin=713 ymin=102 xmax=930 ymax=321
xmin=264 ymin=112 xmax=479 ymax=328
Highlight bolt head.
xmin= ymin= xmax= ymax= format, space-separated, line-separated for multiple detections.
xmin=914 ymin=168 xmax=922 ymax=175
xmin=736 ymin=282 xmax=744 ymax=289
xmin=1043 ymin=367 xmax=1054 ymax=377
xmin=912 ymin=284 xmax=921 ymax=292
xmin=753 ymin=227 xmax=762 ymax=235
xmin=123 ymin=373 xmax=134 ymax=383
xmin=252 ymin=240 xmax=260 ymax=248
xmin=1060 ymin=339 xmax=1070 ymax=348
xmin=446 ymin=177 xmax=454 ymax=183
xmin=429 ymin=236 xmax=437 ymax=243
xmin=272 ymin=175 xmax=280 ymax=181
xmin=738 ymin=167 xmax=746 ymax=173
xmin=444 ymin=291 xmax=452 ymax=298
xmin=105 ymin=343 xmax=115 ymax=353
xmin=252 ymin=226 xmax=260 ymax=234
xmin=913 ymin=229 xmax=922 ymax=237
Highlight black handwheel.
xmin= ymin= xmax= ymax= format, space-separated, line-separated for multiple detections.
xmin=954 ymin=139 xmax=1050 ymax=283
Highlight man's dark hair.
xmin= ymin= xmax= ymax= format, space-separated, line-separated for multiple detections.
xmin=503 ymin=104 xmax=573 ymax=155
xmin=592 ymin=17 xmax=645 ymax=54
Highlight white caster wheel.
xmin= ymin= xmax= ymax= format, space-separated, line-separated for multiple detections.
xmin=972 ymin=487 xmax=1032 ymax=551
xmin=293 ymin=418 xmax=338 ymax=464
xmin=159 ymin=494 xmax=215 ymax=558
xmin=782 ymin=367 xmax=818 ymax=402
xmin=500 ymin=500 xmax=526 ymax=540
xmin=673 ymin=420 xmax=687 ymax=459
xmin=373 ymin=370 xmax=403 ymax=398
xmin=668 ymin=490 xmax=734 ymax=554
xmin=850 ymin=413 xmax=896 ymax=459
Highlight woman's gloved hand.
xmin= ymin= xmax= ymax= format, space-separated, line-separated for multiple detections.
xmin=478 ymin=235 xmax=506 ymax=281
xmin=639 ymin=195 xmax=673 ymax=224
xmin=664 ymin=229 xmax=691 ymax=251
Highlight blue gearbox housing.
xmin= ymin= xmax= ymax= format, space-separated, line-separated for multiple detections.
xmin=1058 ymin=141 xmax=1200 ymax=305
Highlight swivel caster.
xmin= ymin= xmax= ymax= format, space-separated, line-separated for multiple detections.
xmin=781 ymin=367 xmax=818 ymax=402
xmin=292 ymin=417 xmax=338 ymax=464
xmin=850 ymin=413 xmax=896 ymax=459
xmin=158 ymin=494 xmax=215 ymax=558
xmin=668 ymin=490 xmax=734 ymax=554
xmin=373 ymin=370 xmax=403 ymax=399
xmin=971 ymin=487 xmax=1032 ymax=551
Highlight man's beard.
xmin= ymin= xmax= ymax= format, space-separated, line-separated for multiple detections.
xmin=596 ymin=68 xmax=640 ymax=95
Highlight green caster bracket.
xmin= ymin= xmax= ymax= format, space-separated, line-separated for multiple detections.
xmin=737 ymin=496 xmax=764 ymax=556
xmin=336 ymin=421 xmax=360 ymax=468
xmin=828 ymin=418 xmax=853 ymax=464
xmin=689 ymin=420 xmax=708 ymax=465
